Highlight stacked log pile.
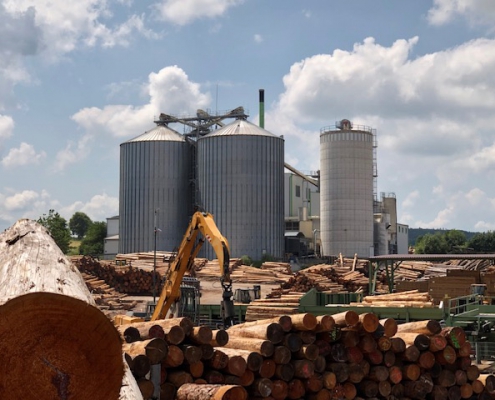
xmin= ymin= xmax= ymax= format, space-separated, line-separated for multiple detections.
xmin=290 ymin=266 xmax=366 ymax=292
xmin=119 ymin=312 xmax=495 ymax=400
xmin=119 ymin=316 xmax=249 ymax=399
xmin=80 ymin=271 xmax=140 ymax=313
xmin=73 ymin=255 xmax=164 ymax=295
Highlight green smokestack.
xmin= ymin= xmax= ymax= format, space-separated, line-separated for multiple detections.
xmin=259 ymin=89 xmax=265 ymax=128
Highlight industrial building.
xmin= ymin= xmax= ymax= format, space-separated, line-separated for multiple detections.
xmin=118 ymin=124 xmax=192 ymax=254
xmin=105 ymin=103 xmax=408 ymax=261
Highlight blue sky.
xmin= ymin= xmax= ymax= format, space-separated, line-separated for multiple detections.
xmin=1 ymin=0 xmax=495 ymax=232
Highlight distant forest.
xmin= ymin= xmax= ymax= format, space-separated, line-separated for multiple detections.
xmin=408 ymin=228 xmax=478 ymax=246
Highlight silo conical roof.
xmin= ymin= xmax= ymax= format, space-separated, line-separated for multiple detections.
xmin=205 ymin=119 xmax=279 ymax=137
xmin=124 ymin=124 xmax=184 ymax=143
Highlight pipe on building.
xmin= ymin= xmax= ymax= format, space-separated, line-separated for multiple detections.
xmin=259 ymin=89 xmax=265 ymax=128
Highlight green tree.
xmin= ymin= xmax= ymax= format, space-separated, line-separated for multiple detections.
xmin=415 ymin=233 xmax=449 ymax=254
xmin=468 ymin=232 xmax=495 ymax=252
xmin=444 ymin=229 xmax=467 ymax=253
xmin=69 ymin=212 xmax=92 ymax=239
xmin=79 ymin=221 xmax=107 ymax=256
xmin=37 ymin=209 xmax=72 ymax=254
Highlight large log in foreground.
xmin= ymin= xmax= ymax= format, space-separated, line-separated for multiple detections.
xmin=0 ymin=219 xmax=127 ymax=400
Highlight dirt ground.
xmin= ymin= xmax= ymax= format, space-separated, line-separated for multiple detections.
xmin=199 ymin=280 xmax=280 ymax=305
xmin=125 ymin=280 xmax=281 ymax=314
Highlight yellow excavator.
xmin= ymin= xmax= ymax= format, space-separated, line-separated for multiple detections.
xmin=150 ymin=211 xmax=235 ymax=327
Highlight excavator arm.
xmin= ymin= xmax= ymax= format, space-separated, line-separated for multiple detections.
xmin=151 ymin=211 xmax=235 ymax=327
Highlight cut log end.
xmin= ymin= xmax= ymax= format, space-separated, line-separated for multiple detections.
xmin=0 ymin=292 xmax=124 ymax=400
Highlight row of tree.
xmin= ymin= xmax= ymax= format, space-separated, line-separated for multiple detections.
xmin=415 ymin=229 xmax=495 ymax=254
xmin=37 ymin=210 xmax=106 ymax=255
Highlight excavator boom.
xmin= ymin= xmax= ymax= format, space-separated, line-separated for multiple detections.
xmin=151 ymin=211 xmax=235 ymax=326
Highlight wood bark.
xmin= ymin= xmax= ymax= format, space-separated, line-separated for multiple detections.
xmin=176 ymin=383 xmax=249 ymax=400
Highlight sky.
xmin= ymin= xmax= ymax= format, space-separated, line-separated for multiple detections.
xmin=1 ymin=0 xmax=495 ymax=233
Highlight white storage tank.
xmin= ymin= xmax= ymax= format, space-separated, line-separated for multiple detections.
xmin=197 ymin=119 xmax=285 ymax=260
xmin=320 ymin=119 xmax=375 ymax=258
xmin=119 ymin=124 xmax=192 ymax=254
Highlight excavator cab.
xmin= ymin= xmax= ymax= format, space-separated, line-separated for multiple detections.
xmin=176 ymin=277 xmax=201 ymax=325
xmin=143 ymin=277 xmax=200 ymax=323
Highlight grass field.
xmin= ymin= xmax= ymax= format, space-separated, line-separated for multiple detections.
xmin=68 ymin=239 xmax=81 ymax=256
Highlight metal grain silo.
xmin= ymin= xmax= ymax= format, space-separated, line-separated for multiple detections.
xmin=320 ymin=119 xmax=376 ymax=258
xmin=197 ymin=119 xmax=285 ymax=260
xmin=119 ymin=124 xmax=192 ymax=254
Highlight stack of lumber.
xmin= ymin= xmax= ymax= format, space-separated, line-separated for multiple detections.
xmin=261 ymin=261 xmax=293 ymax=275
xmin=118 ymin=312 xmax=494 ymax=400
xmin=193 ymin=259 xmax=292 ymax=284
xmin=244 ymin=292 xmax=304 ymax=321
xmin=429 ymin=276 xmax=477 ymax=304
xmin=356 ymin=290 xmax=435 ymax=308
xmin=392 ymin=262 xmax=431 ymax=281
xmin=443 ymin=258 xmax=493 ymax=271
xmin=115 ymin=251 xmax=176 ymax=272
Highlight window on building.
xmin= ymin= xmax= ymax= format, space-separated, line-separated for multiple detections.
xmin=285 ymin=221 xmax=300 ymax=231
xmin=295 ymin=185 xmax=301 ymax=197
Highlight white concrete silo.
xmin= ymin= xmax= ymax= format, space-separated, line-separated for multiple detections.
xmin=320 ymin=119 xmax=376 ymax=258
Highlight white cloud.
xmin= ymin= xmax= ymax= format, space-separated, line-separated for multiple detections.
xmin=276 ymin=37 xmax=495 ymax=125
xmin=153 ymin=0 xmax=243 ymax=25
xmin=61 ymin=193 xmax=119 ymax=223
xmin=254 ymin=34 xmax=263 ymax=43
xmin=0 ymin=188 xmax=117 ymax=229
xmin=272 ymin=36 xmax=495 ymax=169
xmin=0 ymin=115 xmax=14 ymax=142
xmin=53 ymin=134 xmax=93 ymax=172
xmin=2 ymin=0 xmax=154 ymax=59
xmin=64 ymin=66 xmax=210 ymax=168
xmin=302 ymin=9 xmax=311 ymax=18
xmin=402 ymin=190 xmax=420 ymax=209
xmin=2 ymin=142 xmax=46 ymax=167
xmin=72 ymin=65 xmax=210 ymax=136
xmin=3 ymin=189 xmax=40 ymax=211
xmin=427 ymin=0 xmax=495 ymax=28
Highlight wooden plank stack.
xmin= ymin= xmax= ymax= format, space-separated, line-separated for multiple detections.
xmin=356 ymin=290 xmax=435 ymax=308
xmin=119 ymin=312 xmax=494 ymax=400
xmin=193 ymin=259 xmax=292 ymax=284
xmin=244 ymin=292 xmax=304 ymax=321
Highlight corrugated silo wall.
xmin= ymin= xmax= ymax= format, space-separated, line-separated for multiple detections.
xmin=320 ymin=129 xmax=374 ymax=258
xmin=119 ymin=140 xmax=192 ymax=254
xmin=197 ymin=135 xmax=285 ymax=261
